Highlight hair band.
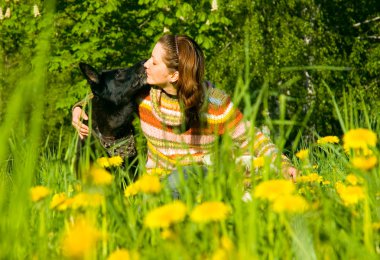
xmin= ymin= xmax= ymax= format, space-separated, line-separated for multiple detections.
xmin=174 ymin=35 xmax=179 ymax=57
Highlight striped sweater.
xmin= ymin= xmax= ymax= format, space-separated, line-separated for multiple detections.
xmin=137 ymin=85 xmax=292 ymax=171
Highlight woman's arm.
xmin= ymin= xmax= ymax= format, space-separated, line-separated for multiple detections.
xmin=209 ymin=88 xmax=297 ymax=181
xmin=232 ymin=121 xmax=297 ymax=181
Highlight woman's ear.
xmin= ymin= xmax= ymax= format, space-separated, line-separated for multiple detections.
xmin=170 ymin=71 xmax=179 ymax=83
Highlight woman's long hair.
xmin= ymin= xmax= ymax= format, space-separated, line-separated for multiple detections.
xmin=158 ymin=34 xmax=205 ymax=128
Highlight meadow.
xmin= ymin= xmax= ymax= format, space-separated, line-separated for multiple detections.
xmin=0 ymin=65 xmax=379 ymax=259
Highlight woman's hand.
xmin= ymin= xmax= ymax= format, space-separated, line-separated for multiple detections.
xmin=72 ymin=106 xmax=89 ymax=139
xmin=285 ymin=166 xmax=297 ymax=182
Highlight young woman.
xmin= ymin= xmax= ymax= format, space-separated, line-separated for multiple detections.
xmin=72 ymin=34 xmax=297 ymax=180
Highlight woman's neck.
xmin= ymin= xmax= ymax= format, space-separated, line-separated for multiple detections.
xmin=162 ymin=84 xmax=177 ymax=96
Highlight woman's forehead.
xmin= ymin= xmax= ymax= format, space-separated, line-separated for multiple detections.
xmin=152 ymin=43 xmax=165 ymax=59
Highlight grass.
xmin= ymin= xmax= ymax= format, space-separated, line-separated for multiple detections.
xmin=1 ymin=72 xmax=379 ymax=260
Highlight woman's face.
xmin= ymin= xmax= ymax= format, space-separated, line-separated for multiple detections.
xmin=144 ymin=43 xmax=178 ymax=94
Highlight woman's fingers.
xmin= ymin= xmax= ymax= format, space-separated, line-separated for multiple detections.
xmin=287 ymin=167 xmax=297 ymax=182
xmin=72 ymin=107 xmax=89 ymax=139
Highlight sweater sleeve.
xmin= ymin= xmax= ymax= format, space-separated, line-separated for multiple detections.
xmin=208 ymin=88 xmax=293 ymax=172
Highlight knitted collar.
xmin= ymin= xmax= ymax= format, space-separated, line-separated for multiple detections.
xmin=150 ymin=87 xmax=184 ymax=126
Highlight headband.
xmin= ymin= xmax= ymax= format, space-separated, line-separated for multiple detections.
xmin=174 ymin=35 xmax=179 ymax=56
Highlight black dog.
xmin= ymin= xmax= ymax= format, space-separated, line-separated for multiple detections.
xmin=76 ymin=61 xmax=149 ymax=176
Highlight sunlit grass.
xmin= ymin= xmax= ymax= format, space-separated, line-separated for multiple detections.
xmin=1 ymin=74 xmax=379 ymax=259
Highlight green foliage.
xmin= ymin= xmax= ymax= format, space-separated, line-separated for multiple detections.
xmin=0 ymin=0 xmax=379 ymax=149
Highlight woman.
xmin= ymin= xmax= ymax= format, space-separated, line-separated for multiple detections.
xmin=72 ymin=34 xmax=297 ymax=180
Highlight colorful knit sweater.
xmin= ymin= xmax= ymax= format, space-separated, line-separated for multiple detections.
xmin=137 ymin=85 xmax=292 ymax=171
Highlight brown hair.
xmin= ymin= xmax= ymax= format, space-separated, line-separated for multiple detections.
xmin=158 ymin=34 xmax=205 ymax=127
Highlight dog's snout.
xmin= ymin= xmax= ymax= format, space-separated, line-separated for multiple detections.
xmin=138 ymin=61 xmax=147 ymax=79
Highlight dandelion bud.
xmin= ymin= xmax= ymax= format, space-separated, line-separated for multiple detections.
xmin=4 ymin=7 xmax=10 ymax=18
xmin=33 ymin=5 xmax=40 ymax=17
xmin=0 ymin=8 xmax=3 ymax=20
xmin=211 ymin=0 xmax=218 ymax=11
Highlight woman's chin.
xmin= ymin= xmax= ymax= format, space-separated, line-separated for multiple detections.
xmin=146 ymin=80 xmax=152 ymax=85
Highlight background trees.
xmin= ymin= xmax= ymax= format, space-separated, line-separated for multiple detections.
xmin=1 ymin=0 xmax=379 ymax=149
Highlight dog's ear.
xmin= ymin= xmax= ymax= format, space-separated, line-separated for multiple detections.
xmin=79 ymin=62 xmax=100 ymax=85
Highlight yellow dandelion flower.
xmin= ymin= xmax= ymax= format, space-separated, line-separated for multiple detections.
xmin=160 ymin=228 xmax=175 ymax=240
xmin=190 ymin=201 xmax=231 ymax=223
xmin=212 ymin=248 xmax=228 ymax=260
xmin=30 ymin=186 xmax=51 ymax=202
xmin=211 ymin=236 xmax=234 ymax=260
xmin=96 ymin=156 xmax=124 ymax=168
xmin=317 ymin=136 xmax=339 ymax=145
xmin=271 ymin=194 xmax=309 ymax=213
xmin=107 ymin=249 xmax=131 ymax=260
xmin=124 ymin=182 xmax=140 ymax=197
xmin=253 ymin=179 xmax=295 ymax=201
xmin=220 ymin=236 xmax=234 ymax=251
xmin=335 ymin=181 xmax=344 ymax=192
xmin=90 ymin=166 xmax=114 ymax=185
xmin=56 ymin=198 xmax=74 ymax=211
xmin=108 ymin=156 xmax=123 ymax=167
xmin=337 ymin=185 xmax=365 ymax=206
xmin=345 ymin=174 xmax=359 ymax=186
xmin=343 ymin=128 xmax=377 ymax=151
xmin=50 ymin=192 xmax=67 ymax=210
xmin=138 ymin=175 xmax=161 ymax=194
xmin=96 ymin=157 xmax=110 ymax=168
xmin=351 ymin=156 xmax=378 ymax=171
xmin=297 ymin=173 xmax=323 ymax=183
xmin=61 ymin=218 xmax=101 ymax=259
xmin=124 ymin=175 xmax=161 ymax=197
xmin=146 ymin=168 xmax=171 ymax=176
xmin=70 ymin=192 xmax=105 ymax=209
xmin=295 ymin=149 xmax=309 ymax=160
xmin=144 ymin=201 xmax=187 ymax=228
xmin=322 ymin=180 xmax=331 ymax=185
xmin=253 ymin=156 xmax=265 ymax=168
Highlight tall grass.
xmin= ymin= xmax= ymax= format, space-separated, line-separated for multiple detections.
xmin=1 ymin=6 xmax=379 ymax=260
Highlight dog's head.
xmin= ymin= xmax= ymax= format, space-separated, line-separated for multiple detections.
xmin=79 ymin=61 xmax=148 ymax=106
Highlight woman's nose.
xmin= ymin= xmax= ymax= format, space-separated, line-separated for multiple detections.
xmin=144 ymin=59 xmax=150 ymax=69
